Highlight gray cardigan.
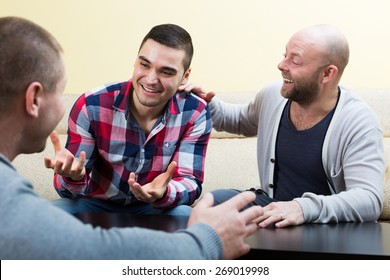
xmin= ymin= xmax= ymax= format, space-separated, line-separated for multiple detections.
xmin=210 ymin=81 xmax=384 ymax=223
xmin=0 ymin=155 xmax=222 ymax=260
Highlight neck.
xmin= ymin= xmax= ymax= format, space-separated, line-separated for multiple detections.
xmin=0 ymin=120 xmax=21 ymax=161
xmin=295 ymin=86 xmax=338 ymax=113
xmin=130 ymin=95 xmax=166 ymax=136
xmin=290 ymin=87 xmax=338 ymax=130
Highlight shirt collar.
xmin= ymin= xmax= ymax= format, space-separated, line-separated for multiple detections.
xmin=0 ymin=154 xmax=15 ymax=171
xmin=121 ymin=81 xmax=182 ymax=120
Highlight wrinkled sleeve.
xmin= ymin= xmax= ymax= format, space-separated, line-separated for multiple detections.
xmin=209 ymin=94 xmax=261 ymax=137
xmin=53 ymin=94 xmax=98 ymax=198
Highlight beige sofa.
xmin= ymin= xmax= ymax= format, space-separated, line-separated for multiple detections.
xmin=13 ymin=89 xmax=390 ymax=221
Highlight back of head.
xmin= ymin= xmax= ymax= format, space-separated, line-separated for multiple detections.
xmin=0 ymin=16 xmax=64 ymax=117
xmin=139 ymin=24 xmax=193 ymax=71
xmin=298 ymin=24 xmax=350 ymax=76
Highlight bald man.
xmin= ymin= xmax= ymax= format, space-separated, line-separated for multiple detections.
xmin=186 ymin=24 xmax=385 ymax=228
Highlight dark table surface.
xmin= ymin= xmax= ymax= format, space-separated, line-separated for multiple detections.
xmin=75 ymin=212 xmax=390 ymax=259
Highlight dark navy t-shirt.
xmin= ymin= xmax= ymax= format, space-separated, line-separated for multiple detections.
xmin=273 ymin=100 xmax=336 ymax=201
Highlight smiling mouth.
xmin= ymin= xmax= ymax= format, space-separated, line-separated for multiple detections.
xmin=283 ymin=78 xmax=294 ymax=83
xmin=141 ymin=84 xmax=162 ymax=93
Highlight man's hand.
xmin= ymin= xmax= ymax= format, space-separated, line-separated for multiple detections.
xmin=178 ymin=83 xmax=215 ymax=103
xmin=44 ymin=131 xmax=86 ymax=181
xmin=128 ymin=161 xmax=177 ymax=203
xmin=254 ymin=201 xmax=305 ymax=228
xmin=188 ymin=191 xmax=263 ymax=259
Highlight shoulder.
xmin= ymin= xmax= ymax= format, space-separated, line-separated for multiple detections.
xmin=76 ymin=81 xmax=129 ymax=109
xmin=339 ymin=86 xmax=379 ymax=122
xmin=83 ymin=81 xmax=127 ymax=101
xmin=333 ymin=86 xmax=382 ymax=137
xmin=174 ymin=91 xmax=209 ymax=112
xmin=0 ymin=157 xmax=34 ymax=197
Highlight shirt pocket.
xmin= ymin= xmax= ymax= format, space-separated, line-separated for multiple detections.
xmin=150 ymin=142 xmax=178 ymax=170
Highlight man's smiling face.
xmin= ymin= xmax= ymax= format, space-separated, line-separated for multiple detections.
xmin=131 ymin=38 xmax=190 ymax=110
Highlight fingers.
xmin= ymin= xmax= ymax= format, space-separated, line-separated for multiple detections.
xmin=204 ymin=91 xmax=216 ymax=103
xmin=258 ymin=215 xmax=286 ymax=228
xmin=128 ymin=172 xmax=154 ymax=202
xmin=177 ymin=83 xmax=215 ymax=103
xmin=219 ymin=191 xmax=256 ymax=211
xmin=257 ymin=201 xmax=304 ymax=228
xmin=44 ymin=131 xmax=62 ymax=170
xmin=130 ymin=182 xmax=153 ymax=202
xmin=240 ymin=205 xmax=264 ymax=224
xmin=194 ymin=192 xmax=214 ymax=210
xmin=45 ymin=149 xmax=86 ymax=180
xmin=75 ymin=151 xmax=86 ymax=175
xmin=62 ymin=153 xmax=75 ymax=173
xmin=178 ymin=82 xmax=199 ymax=93
xmin=128 ymin=172 xmax=136 ymax=185
xmin=49 ymin=131 xmax=62 ymax=154
xmin=245 ymin=221 xmax=259 ymax=236
xmin=44 ymin=156 xmax=54 ymax=169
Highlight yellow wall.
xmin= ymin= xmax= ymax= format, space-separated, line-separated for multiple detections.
xmin=1 ymin=0 xmax=390 ymax=94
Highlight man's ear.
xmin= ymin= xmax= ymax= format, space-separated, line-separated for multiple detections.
xmin=25 ymin=82 xmax=44 ymax=118
xmin=322 ymin=65 xmax=338 ymax=84
xmin=181 ymin=68 xmax=191 ymax=85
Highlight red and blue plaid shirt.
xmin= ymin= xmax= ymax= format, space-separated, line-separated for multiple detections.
xmin=54 ymin=80 xmax=211 ymax=209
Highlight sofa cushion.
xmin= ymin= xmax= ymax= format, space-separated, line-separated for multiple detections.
xmin=354 ymin=89 xmax=390 ymax=137
xmin=203 ymin=137 xmax=259 ymax=191
xmin=12 ymin=135 xmax=67 ymax=201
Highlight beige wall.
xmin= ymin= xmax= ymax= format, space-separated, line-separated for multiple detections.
xmin=1 ymin=0 xmax=390 ymax=94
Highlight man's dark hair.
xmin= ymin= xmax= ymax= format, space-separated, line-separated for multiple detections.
xmin=139 ymin=24 xmax=193 ymax=71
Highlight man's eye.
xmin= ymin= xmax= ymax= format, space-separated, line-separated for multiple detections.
xmin=162 ymin=71 xmax=174 ymax=76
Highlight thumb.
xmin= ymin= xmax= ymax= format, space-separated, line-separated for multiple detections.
xmin=205 ymin=91 xmax=216 ymax=103
xmin=166 ymin=161 xmax=177 ymax=175
xmin=194 ymin=192 xmax=214 ymax=210
xmin=165 ymin=161 xmax=177 ymax=178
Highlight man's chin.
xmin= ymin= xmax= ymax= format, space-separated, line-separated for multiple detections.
xmin=280 ymin=88 xmax=291 ymax=99
xmin=22 ymin=142 xmax=46 ymax=155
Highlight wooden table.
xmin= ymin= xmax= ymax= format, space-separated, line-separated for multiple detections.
xmin=74 ymin=212 xmax=390 ymax=259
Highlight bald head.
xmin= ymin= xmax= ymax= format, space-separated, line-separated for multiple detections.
xmin=292 ymin=24 xmax=349 ymax=75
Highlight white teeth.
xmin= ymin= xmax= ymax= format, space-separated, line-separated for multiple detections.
xmin=142 ymin=85 xmax=159 ymax=93
xmin=283 ymin=78 xmax=293 ymax=83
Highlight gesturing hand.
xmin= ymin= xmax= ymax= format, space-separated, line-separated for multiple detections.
xmin=128 ymin=161 xmax=177 ymax=203
xmin=44 ymin=131 xmax=86 ymax=181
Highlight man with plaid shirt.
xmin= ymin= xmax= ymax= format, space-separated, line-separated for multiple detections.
xmin=45 ymin=24 xmax=211 ymax=215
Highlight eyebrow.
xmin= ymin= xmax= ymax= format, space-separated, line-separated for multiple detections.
xmin=138 ymin=55 xmax=178 ymax=74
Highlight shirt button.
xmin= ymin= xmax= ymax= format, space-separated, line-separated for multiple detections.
xmin=141 ymin=149 xmax=145 ymax=153
xmin=268 ymin=184 xmax=274 ymax=188
xmin=270 ymin=158 xmax=275 ymax=163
